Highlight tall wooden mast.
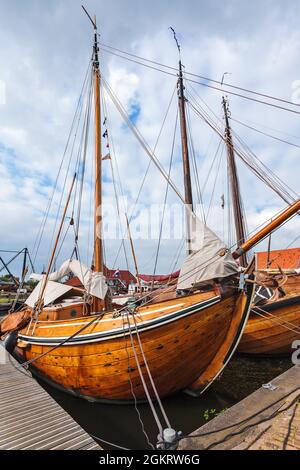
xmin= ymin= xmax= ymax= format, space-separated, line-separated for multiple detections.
xmin=92 ymin=17 xmax=103 ymax=277
xmin=178 ymin=61 xmax=194 ymax=215
xmin=80 ymin=11 xmax=106 ymax=311
xmin=222 ymin=96 xmax=248 ymax=267
xmin=170 ymin=27 xmax=193 ymax=254
xmin=82 ymin=6 xmax=106 ymax=311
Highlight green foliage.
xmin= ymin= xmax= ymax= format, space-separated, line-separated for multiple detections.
xmin=0 ymin=274 xmax=12 ymax=281
xmin=203 ymin=407 xmax=227 ymax=421
xmin=27 ymin=279 xmax=38 ymax=289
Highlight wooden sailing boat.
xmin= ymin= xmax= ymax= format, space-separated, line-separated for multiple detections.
xmin=1 ymin=17 xmax=300 ymax=403
xmin=221 ymin=97 xmax=300 ymax=356
xmin=238 ymin=255 xmax=300 ymax=355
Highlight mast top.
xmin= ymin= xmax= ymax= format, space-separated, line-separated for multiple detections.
xmin=82 ymin=6 xmax=99 ymax=70
xmin=82 ymin=5 xmax=97 ymax=30
xmin=169 ymin=26 xmax=181 ymax=61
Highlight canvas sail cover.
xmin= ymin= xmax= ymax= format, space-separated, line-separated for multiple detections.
xmin=29 ymin=259 xmax=108 ymax=301
xmin=25 ymin=281 xmax=74 ymax=308
xmin=177 ymin=213 xmax=238 ymax=290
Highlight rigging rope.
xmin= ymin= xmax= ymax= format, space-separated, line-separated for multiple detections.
xmin=187 ymin=86 xmax=299 ymax=203
xmin=88 ymin=433 xmax=131 ymax=450
xmin=101 ymin=89 xmax=130 ymax=273
xmin=98 ymin=41 xmax=300 ymax=110
xmin=206 ymin=145 xmax=224 ymax=221
xmin=252 ymin=305 xmax=300 ymax=335
xmin=101 ymin=64 xmax=284 ymax=277
xmin=152 ymin=110 xmax=178 ymax=283
xmin=125 ymin=311 xmax=164 ymax=436
xmin=121 ymin=313 xmax=155 ymax=449
xmin=32 ymin=59 xmax=93 ymax=267
xmin=73 ymin=71 xmax=94 ymax=250
xmin=130 ymin=311 xmax=172 ymax=429
xmin=230 ymin=116 xmax=300 ymax=150
xmin=177 ymin=389 xmax=300 ymax=448
xmin=43 ymin=68 xmax=92 ymax=263
xmin=185 ymin=103 xmax=205 ymax=221
xmin=98 ymin=44 xmax=300 ymax=116
xmin=186 ymin=92 xmax=299 ymax=205
xmin=167 ymin=238 xmax=185 ymax=275
xmin=54 ymin=69 xmax=94 ymax=269
xmin=102 ymin=77 xmax=189 ymax=209
xmin=106 ymin=83 xmax=178 ymax=270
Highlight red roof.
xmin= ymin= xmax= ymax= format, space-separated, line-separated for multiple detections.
xmin=65 ymin=268 xmax=136 ymax=289
xmin=103 ymin=268 xmax=136 ymax=285
xmin=65 ymin=276 xmax=83 ymax=288
xmin=138 ymin=270 xmax=180 ymax=283
xmin=256 ymin=248 xmax=300 ymax=269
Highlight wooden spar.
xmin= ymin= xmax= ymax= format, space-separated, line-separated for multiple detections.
xmin=267 ymin=233 xmax=272 ymax=268
xmin=92 ymin=16 xmax=105 ymax=311
xmin=232 ymin=198 xmax=300 ymax=259
xmin=178 ymin=60 xmax=194 ymax=254
xmin=36 ymin=173 xmax=77 ymax=308
xmin=222 ymin=97 xmax=248 ymax=267
xmin=21 ymin=248 xmax=28 ymax=280
xmin=125 ymin=214 xmax=141 ymax=290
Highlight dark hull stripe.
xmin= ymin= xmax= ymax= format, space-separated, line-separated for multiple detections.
xmin=19 ymin=296 xmax=221 ymax=346
xmin=252 ymin=294 xmax=300 ymax=314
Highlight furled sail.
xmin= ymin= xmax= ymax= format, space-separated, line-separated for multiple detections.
xmin=177 ymin=213 xmax=238 ymax=290
xmin=25 ymin=281 xmax=74 ymax=308
xmin=29 ymin=259 xmax=108 ymax=300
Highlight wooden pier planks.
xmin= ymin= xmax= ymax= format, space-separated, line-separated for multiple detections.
xmin=0 ymin=352 xmax=101 ymax=450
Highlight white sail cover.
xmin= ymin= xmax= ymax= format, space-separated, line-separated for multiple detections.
xmin=29 ymin=259 xmax=108 ymax=300
xmin=177 ymin=213 xmax=238 ymax=290
xmin=25 ymin=281 xmax=74 ymax=308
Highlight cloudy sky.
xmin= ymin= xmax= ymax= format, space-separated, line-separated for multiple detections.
xmin=0 ymin=0 xmax=300 ymax=277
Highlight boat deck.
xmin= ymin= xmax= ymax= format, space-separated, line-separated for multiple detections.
xmin=0 ymin=348 xmax=101 ymax=450
xmin=179 ymin=365 xmax=300 ymax=450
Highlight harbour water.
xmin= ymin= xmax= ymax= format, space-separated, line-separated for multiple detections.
xmin=40 ymin=355 xmax=292 ymax=450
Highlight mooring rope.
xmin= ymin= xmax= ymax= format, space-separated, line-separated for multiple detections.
xmin=252 ymin=306 xmax=300 ymax=335
xmin=121 ymin=313 xmax=155 ymax=449
xmin=125 ymin=311 xmax=164 ymax=436
xmin=130 ymin=311 xmax=172 ymax=429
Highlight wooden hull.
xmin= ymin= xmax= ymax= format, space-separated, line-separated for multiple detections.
xmin=15 ymin=286 xmax=253 ymax=402
xmin=238 ymin=275 xmax=300 ymax=356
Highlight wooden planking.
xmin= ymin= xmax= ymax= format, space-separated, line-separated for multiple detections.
xmin=22 ymin=290 xmax=217 ymax=339
xmin=0 ymin=355 xmax=101 ymax=450
xmin=238 ymin=273 xmax=300 ymax=355
xmin=19 ymin=295 xmax=238 ymax=400
xmin=239 ymin=300 xmax=300 ymax=355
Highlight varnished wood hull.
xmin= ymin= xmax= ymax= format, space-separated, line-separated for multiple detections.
xmin=15 ymin=286 xmax=253 ymax=402
xmin=238 ymin=275 xmax=300 ymax=356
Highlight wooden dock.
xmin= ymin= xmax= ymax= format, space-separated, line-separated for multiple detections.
xmin=0 ymin=349 xmax=102 ymax=450
xmin=179 ymin=365 xmax=300 ymax=450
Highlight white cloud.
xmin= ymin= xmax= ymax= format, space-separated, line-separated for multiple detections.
xmin=0 ymin=0 xmax=299 ymax=275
